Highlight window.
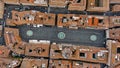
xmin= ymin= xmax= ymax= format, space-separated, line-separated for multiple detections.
xmin=92 ymin=17 xmax=95 ymax=25
xmin=76 ymin=0 xmax=81 ymax=3
xmin=98 ymin=19 xmax=103 ymax=23
xmin=29 ymin=49 xmax=32 ymax=52
xmin=95 ymin=0 xmax=103 ymax=7
xmin=93 ymin=53 xmax=97 ymax=59
xmin=54 ymin=50 xmax=61 ymax=53
xmin=62 ymin=17 xmax=68 ymax=23
xmin=114 ymin=19 xmax=120 ymax=24
xmin=117 ymin=47 xmax=120 ymax=53
xmin=79 ymin=53 xmax=86 ymax=57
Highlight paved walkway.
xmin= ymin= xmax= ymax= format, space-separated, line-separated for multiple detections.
xmin=19 ymin=25 xmax=106 ymax=47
